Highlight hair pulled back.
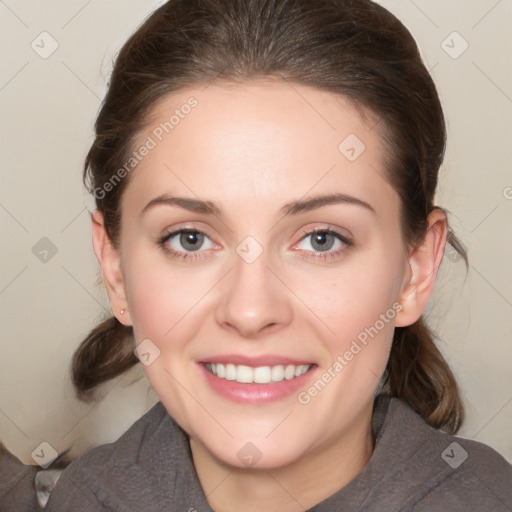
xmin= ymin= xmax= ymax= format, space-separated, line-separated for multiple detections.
xmin=73 ymin=0 xmax=466 ymax=433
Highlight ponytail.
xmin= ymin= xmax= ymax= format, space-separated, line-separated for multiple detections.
xmin=384 ymin=316 xmax=464 ymax=434
xmin=72 ymin=316 xmax=138 ymax=401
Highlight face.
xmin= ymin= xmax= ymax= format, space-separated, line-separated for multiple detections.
xmin=104 ymin=80 xmax=416 ymax=469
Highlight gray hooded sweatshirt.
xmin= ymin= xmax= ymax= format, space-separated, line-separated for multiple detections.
xmin=17 ymin=394 xmax=512 ymax=511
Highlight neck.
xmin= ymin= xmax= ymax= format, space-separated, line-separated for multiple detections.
xmin=189 ymin=402 xmax=375 ymax=512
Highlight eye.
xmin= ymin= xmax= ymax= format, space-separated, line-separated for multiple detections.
xmin=294 ymin=228 xmax=351 ymax=255
xmin=160 ymin=229 xmax=215 ymax=255
xmin=298 ymin=230 xmax=339 ymax=252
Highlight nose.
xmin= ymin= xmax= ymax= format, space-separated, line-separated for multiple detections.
xmin=214 ymin=248 xmax=293 ymax=338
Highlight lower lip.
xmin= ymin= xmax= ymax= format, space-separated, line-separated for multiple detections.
xmin=198 ymin=363 xmax=316 ymax=404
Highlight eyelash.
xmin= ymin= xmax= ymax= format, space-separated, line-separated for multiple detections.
xmin=157 ymin=227 xmax=352 ymax=262
xmin=157 ymin=228 xmax=212 ymax=262
xmin=295 ymin=227 xmax=352 ymax=262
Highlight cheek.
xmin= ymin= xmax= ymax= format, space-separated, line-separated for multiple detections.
xmin=126 ymin=275 xmax=172 ymax=343
xmin=121 ymin=253 xmax=213 ymax=425
xmin=122 ymin=251 xmax=212 ymax=343
xmin=299 ymin=256 xmax=403 ymax=335
xmin=290 ymin=246 xmax=405 ymax=388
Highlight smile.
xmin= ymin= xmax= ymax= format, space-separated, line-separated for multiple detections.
xmin=205 ymin=363 xmax=312 ymax=384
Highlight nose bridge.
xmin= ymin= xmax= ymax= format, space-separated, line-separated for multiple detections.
xmin=214 ymin=239 xmax=293 ymax=336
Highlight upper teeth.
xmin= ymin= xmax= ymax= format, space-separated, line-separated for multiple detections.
xmin=206 ymin=363 xmax=311 ymax=384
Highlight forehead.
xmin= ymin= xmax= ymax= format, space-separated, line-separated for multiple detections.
xmin=122 ymin=80 xmax=398 ymax=221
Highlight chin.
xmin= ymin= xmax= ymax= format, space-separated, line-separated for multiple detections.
xmin=205 ymin=437 xmax=308 ymax=471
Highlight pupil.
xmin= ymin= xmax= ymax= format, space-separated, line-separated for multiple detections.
xmin=312 ymin=232 xmax=334 ymax=251
xmin=181 ymin=231 xmax=203 ymax=251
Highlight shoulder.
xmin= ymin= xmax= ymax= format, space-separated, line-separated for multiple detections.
xmin=45 ymin=401 xmax=185 ymax=512
xmin=56 ymin=400 xmax=172 ymax=471
xmin=0 ymin=443 xmax=40 ymax=512
xmin=380 ymin=395 xmax=512 ymax=510
xmin=415 ymin=429 xmax=512 ymax=510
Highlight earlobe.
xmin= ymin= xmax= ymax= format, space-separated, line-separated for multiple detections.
xmin=91 ymin=210 xmax=132 ymax=326
xmin=395 ymin=209 xmax=448 ymax=327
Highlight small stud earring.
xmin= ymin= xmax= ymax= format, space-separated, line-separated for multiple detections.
xmin=120 ymin=309 xmax=125 ymax=315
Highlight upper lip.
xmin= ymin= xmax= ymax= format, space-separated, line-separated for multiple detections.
xmin=200 ymin=355 xmax=314 ymax=367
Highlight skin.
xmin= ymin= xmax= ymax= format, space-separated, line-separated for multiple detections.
xmin=92 ymin=79 xmax=447 ymax=512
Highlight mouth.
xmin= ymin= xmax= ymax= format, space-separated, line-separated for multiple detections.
xmin=199 ymin=359 xmax=317 ymax=404
xmin=204 ymin=362 xmax=312 ymax=384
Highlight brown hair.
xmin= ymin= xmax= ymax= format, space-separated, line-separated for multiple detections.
xmin=73 ymin=0 xmax=467 ymax=433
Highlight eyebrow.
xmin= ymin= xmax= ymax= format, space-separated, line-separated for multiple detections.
xmin=280 ymin=193 xmax=376 ymax=216
xmin=141 ymin=195 xmax=222 ymax=216
xmin=141 ymin=192 xmax=376 ymax=217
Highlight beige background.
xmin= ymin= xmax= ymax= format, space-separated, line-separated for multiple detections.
xmin=1 ymin=0 xmax=511 ymax=465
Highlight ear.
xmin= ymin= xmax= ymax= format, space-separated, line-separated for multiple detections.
xmin=395 ymin=208 xmax=447 ymax=327
xmin=91 ymin=210 xmax=132 ymax=326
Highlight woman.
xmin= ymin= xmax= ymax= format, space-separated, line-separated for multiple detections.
xmin=42 ymin=0 xmax=510 ymax=510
